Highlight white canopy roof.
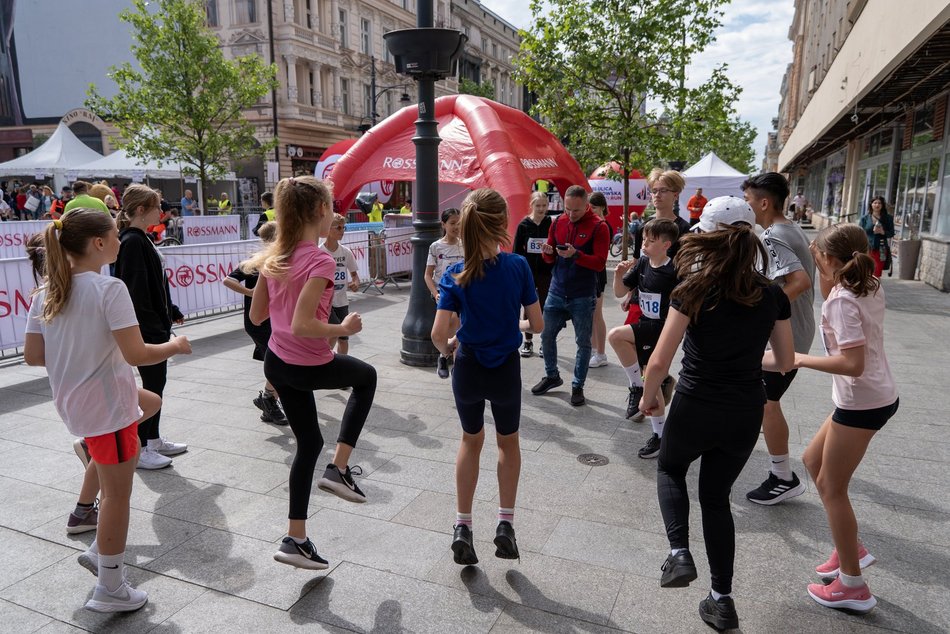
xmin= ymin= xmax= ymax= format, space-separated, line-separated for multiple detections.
xmin=682 ymin=152 xmax=747 ymax=178
xmin=679 ymin=152 xmax=749 ymax=215
xmin=0 ymin=122 xmax=103 ymax=178
xmin=75 ymin=148 xmax=183 ymax=180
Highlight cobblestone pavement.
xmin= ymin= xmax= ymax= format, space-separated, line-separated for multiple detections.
xmin=0 ymin=270 xmax=947 ymax=633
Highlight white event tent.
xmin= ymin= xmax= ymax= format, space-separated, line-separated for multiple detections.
xmin=75 ymin=148 xmax=184 ymax=181
xmin=0 ymin=122 xmax=103 ymax=191
xmin=678 ymin=152 xmax=749 ymax=215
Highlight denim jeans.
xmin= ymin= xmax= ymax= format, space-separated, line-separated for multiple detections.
xmin=541 ymin=293 xmax=596 ymax=388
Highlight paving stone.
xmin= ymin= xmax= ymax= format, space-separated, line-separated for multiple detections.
xmin=366 ymin=454 xmax=498 ymax=502
xmin=154 ymin=483 xmax=289 ymax=542
xmin=0 ymin=528 xmax=75 ymax=592
xmin=490 ymin=602 xmax=627 ymax=633
xmin=154 ymin=589 xmax=347 ymax=632
xmin=0 ymin=476 xmax=78 ymax=532
xmin=267 ymin=476 xmax=422 ymax=522
xmin=540 ymin=517 xmax=668 ymax=576
xmin=162 ymin=447 xmax=290 ymax=494
xmin=291 ymin=562 xmax=505 ymax=633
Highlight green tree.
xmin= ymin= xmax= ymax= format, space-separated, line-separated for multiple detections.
xmin=459 ymin=77 xmax=496 ymax=100
xmin=86 ymin=0 xmax=277 ymax=212
xmin=515 ymin=0 xmax=755 ymax=254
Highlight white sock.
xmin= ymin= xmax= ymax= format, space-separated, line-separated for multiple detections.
xmin=711 ymin=589 xmax=730 ymax=601
xmin=838 ymin=572 xmax=864 ymax=588
xmin=98 ymin=552 xmax=125 ymax=592
xmin=650 ymin=415 xmax=665 ymax=436
xmin=769 ymin=453 xmax=793 ymax=481
xmin=146 ymin=438 xmax=163 ymax=450
xmin=87 ymin=540 xmax=99 ymax=556
xmin=623 ymin=364 xmax=643 ymax=388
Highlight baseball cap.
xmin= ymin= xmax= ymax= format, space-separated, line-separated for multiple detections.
xmin=692 ymin=196 xmax=756 ymax=233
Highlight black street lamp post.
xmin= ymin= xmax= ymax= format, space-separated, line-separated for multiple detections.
xmin=383 ymin=2 xmax=466 ymax=367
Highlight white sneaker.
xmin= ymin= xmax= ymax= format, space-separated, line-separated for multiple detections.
xmin=78 ymin=551 xmax=99 ymax=576
xmin=84 ymin=581 xmax=148 ymax=613
xmin=136 ymin=447 xmax=172 ymax=470
xmin=148 ymin=437 xmax=187 ymax=456
xmin=588 ymin=353 xmax=608 ymax=368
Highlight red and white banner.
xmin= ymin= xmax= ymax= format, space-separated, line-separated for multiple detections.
xmin=0 ymin=220 xmax=51 ymax=259
xmin=339 ymin=230 xmax=371 ymax=281
xmin=383 ymin=227 xmax=414 ymax=275
xmin=181 ymin=215 xmax=242 ymax=244
xmin=0 ymin=257 xmax=36 ymax=350
xmin=246 ymin=213 xmax=260 ymax=237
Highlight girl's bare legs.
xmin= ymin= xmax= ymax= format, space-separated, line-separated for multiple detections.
xmin=496 ymin=431 xmax=521 ymax=509
xmin=456 ymin=429 xmax=485 ymax=513
xmin=78 ymin=462 xmax=99 ymax=506
xmin=94 ymin=453 xmax=139 ymax=556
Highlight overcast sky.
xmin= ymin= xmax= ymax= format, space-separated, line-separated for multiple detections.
xmin=480 ymin=0 xmax=795 ymax=170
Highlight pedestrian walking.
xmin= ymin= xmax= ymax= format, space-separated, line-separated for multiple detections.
xmin=797 ymin=223 xmax=898 ymax=614
xmin=638 ymin=197 xmax=794 ymax=631
xmin=24 ymin=209 xmax=191 ymax=612
xmin=431 ymin=188 xmax=543 ymax=566
xmin=245 ymin=176 xmax=377 ymax=570
xmin=321 ymin=213 xmax=362 ymax=356
xmin=513 ymin=191 xmax=553 ymax=359
xmin=858 ymin=196 xmax=895 ymax=278
xmin=425 ymin=207 xmax=463 ymax=378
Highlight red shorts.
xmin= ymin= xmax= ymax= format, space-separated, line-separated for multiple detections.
xmin=85 ymin=422 xmax=140 ymax=465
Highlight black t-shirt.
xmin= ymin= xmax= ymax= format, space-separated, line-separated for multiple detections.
xmin=513 ymin=215 xmax=554 ymax=280
xmin=674 ymin=283 xmax=791 ymax=407
xmin=621 ymin=256 xmax=678 ymax=321
xmin=634 ymin=215 xmax=691 ymax=259
xmin=228 ymin=268 xmax=271 ymax=339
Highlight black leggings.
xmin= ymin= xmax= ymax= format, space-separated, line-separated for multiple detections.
xmin=264 ymin=350 xmax=377 ymax=520
xmin=137 ymin=360 xmax=167 ymax=445
xmin=657 ymin=393 xmax=763 ymax=595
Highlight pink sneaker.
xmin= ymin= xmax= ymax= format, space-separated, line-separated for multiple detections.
xmin=815 ymin=545 xmax=876 ymax=579
xmin=808 ymin=577 xmax=877 ymax=613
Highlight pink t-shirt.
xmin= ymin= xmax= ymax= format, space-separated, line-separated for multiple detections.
xmin=266 ymin=241 xmax=336 ymax=366
xmin=820 ymin=285 xmax=897 ymax=410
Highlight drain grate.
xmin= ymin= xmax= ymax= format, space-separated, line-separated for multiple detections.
xmin=577 ymin=453 xmax=609 ymax=467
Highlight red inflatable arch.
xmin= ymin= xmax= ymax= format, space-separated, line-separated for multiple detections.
xmin=327 ymin=94 xmax=590 ymax=239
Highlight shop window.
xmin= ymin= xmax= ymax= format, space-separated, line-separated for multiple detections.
xmin=937 ymin=153 xmax=950 ymax=236
xmin=921 ymin=157 xmax=940 ymax=233
xmin=913 ymin=102 xmax=935 ymax=147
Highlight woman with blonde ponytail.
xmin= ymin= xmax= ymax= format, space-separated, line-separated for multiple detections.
xmin=794 ymin=223 xmax=898 ymax=614
xmin=431 ymin=188 xmax=544 ymax=566
xmin=24 ymin=209 xmax=191 ymax=612
xmin=113 ymin=184 xmax=186 ymax=470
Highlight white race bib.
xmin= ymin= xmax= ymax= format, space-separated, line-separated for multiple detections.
xmin=527 ymin=238 xmax=545 ymax=254
xmin=639 ymin=291 xmax=662 ymax=319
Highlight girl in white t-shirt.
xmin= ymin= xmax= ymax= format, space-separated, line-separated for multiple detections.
xmin=24 ymin=209 xmax=191 ymax=613
xmin=794 ymin=223 xmax=898 ymax=615
xmin=425 ymin=208 xmax=463 ymax=378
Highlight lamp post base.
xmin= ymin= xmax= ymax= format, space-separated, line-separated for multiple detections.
xmin=399 ymin=336 xmax=440 ymax=367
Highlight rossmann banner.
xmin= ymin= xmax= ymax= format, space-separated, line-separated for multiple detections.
xmin=0 ymin=220 xmax=52 ymax=259
xmin=181 ymin=215 xmax=241 ymax=244
xmin=0 ymin=240 xmax=260 ymax=351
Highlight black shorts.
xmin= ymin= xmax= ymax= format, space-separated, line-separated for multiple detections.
xmin=833 ymin=398 xmax=899 ymax=431
xmin=452 ymin=345 xmax=521 ymax=436
xmin=631 ymin=319 xmax=664 ymax=368
xmin=763 ymin=369 xmax=798 ymax=401
xmin=596 ymin=269 xmax=607 ymax=298
xmin=244 ymin=314 xmax=272 ymax=362
xmin=328 ymin=305 xmax=350 ymax=340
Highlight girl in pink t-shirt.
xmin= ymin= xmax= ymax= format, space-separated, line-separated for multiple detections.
xmin=794 ymin=223 xmax=898 ymax=615
xmin=244 ymin=176 xmax=377 ymax=571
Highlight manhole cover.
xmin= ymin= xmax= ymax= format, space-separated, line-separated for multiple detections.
xmin=577 ymin=453 xmax=609 ymax=467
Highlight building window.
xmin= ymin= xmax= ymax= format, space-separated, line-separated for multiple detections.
xmin=308 ymin=71 xmax=315 ymax=105
xmin=205 ymin=0 xmax=218 ymax=26
xmin=386 ymin=90 xmax=394 ymax=116
xmin=363 ymin=83 xmax=373 ymax=118
xmin=492 ymin=43 xmax=497 ymax=58
xmin=235 ymin=0 xmax=257 ymax=23
xmin=912 ymin=102 xmax=936 ymax=147
xmin=361 ymin=18 xmax=371 ymax=55
xmin=403 ymin=0 xmax=410 ymax=10
xmin=341 ymin=78 xmax=350 ymax=115
xmin=339 ymin=9 xmax=348 ymax=48
xmin=305 ymin=0 xmax=313 ymax=29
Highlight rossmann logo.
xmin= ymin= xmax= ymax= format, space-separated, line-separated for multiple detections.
xmin=0 ymin=288 xmax=32 ymax=319
xmin=186 ymin=225 xmax=238 ymax=237
xmin=165 ymin=262 xmax=237 ymax=288
xmin=382 ymin=156 xmax=468 ymax=171
xmin=1 ymin=232 xmax=38 ymax=247
xmin=520 ymin=158 xmax=558 ymax=169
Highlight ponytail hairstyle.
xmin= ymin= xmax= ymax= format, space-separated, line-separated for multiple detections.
xmin=242 ymin=176 xmax=332 ymax=278
xmin=671 ymin=224 xmax=769 ymax=323
xmin=39 ymin=209 xmax=116 ymax=322
xmin=814 ymin=223 xmax=879 ymax=297
xmin=454 ymin=188 xmax=508 ymax=287
xmin=116 ymin=183 xmax=160 ymax=231
xmin=25 ymin=233 xmax=46 ymax=285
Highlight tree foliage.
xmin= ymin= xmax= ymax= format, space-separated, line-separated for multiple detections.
xmin=515 ymin=0 xmax=756 ymax=175
xmin=459 ymin=77 xmax=496 ymax=100
xmin=86 ymin=0 xmax=277 ymax=207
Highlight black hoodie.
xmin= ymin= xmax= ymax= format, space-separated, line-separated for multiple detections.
xmin=114 ymin=227 xmax=183 ymax=344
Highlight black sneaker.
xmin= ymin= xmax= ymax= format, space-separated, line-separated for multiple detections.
xmin=451 ymin=524 xmax=478 ymax=565
xmin=660 ymin=375 xmax=676 ymax=404
xmin=273 ymin=536 xmax=329 ymax=570
xmin=626 ymin=386 xmax=644 ymax=419
xmin=254 ymin=391 xmax=288 ymax=425
xmin=531 ymin=375 xmax=563 ymax=395
xmin=638 ymin=433 xmax=661 ymax=459
xmin=660 ymin=550 xmax=697 ymax=588
xmin=316 ymin=464 xmax=366 ymax=503
xmin=699 ymin=592 xmax=739 ymax=630
xmin=437 ymin=355 xmax=450 ymax=379
xmin=519 ymin=340 xmax=533 ymax=358
xmin=745 ymin=472 xmax=806 ymax=506
xmin=494 ymin=521 xmax=519 ymax=560
xmin=570 ymin=387 xmax=585 ymax=406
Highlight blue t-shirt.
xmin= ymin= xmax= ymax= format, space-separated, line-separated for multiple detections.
xmin=181 ymin=197 xmax=195 ymax=216
xmin=437 ymin=252 xmax=538 ymax=368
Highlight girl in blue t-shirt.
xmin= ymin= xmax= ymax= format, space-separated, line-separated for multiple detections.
xmin=431 ymin=188 xmax=543 ymax=567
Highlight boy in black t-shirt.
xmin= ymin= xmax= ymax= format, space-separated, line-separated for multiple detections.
xmin=607 ymin=218 xmax=680 ymax=459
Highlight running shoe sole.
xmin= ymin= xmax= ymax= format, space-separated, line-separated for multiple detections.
xmin=451 ymin=539 xmax=479 ymax=566
xmin=807 ymin=587 xmax=877 ymax=613
xmin=78 ymin=552 xmax=98 ymax=576
xmin=273 ymin=551 xmax=330 ymax=570
xmin=493 ymin=534 xmax=519 ymax=560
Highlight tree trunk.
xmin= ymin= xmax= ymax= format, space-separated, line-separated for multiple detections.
xmin=621 ymin=148 xmax=631 ymax=261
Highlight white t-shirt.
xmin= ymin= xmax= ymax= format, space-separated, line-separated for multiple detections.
xmin=427 ymin=238 xmax=464 ymax=283
xmin=26 ymin=272 xmax=142 ymax=437
xmin=320 ymin=243 xmax=357 ymax=308
xmin=820 ymin=285 xmax=897 ymax=410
